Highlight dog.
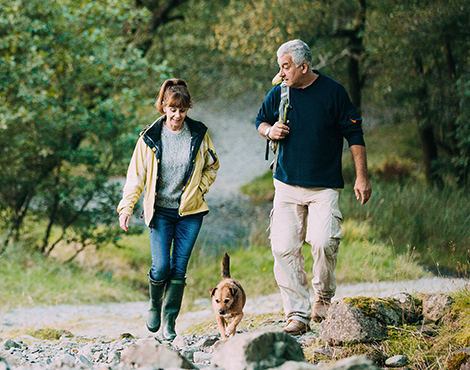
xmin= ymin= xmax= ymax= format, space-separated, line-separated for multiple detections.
xmin=210 ymin=253 xmax=246 ymax=339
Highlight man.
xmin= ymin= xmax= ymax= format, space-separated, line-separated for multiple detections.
xmin=255 ymin=39 xmax=372 ymax=336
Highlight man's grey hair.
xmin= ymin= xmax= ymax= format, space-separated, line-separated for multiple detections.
xmin=277 ymin=39 xmax=312 ymax=68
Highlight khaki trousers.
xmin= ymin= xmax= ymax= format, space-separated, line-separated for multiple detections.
xmin=269 ymin=179 xmax=342 ymax=324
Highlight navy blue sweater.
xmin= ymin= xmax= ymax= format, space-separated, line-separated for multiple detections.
xmin=255 ymin=72 xmax=365 ymax=189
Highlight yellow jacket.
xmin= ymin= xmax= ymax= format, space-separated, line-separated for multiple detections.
xmin=117 ymin=116 xmax=219 ymax=226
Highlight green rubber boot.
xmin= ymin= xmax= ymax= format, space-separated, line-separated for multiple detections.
xmin=161 ymin=278 xmax=186 ymax=341
xmin=146 ymin=277 xmax=166 ymax=333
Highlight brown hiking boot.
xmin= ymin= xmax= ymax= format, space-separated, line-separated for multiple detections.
xmin=284 ymin=319 xmax=311 ymax=336
xmin=312 ymin=296 xmax=331 ymax=322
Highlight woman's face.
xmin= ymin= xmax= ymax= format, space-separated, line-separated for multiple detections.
xmin=163 ymin=105 xmax=188 ymax=131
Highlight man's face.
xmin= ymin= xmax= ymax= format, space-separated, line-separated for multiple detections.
xmin=278 ymin=53 xmax=305 ymax=88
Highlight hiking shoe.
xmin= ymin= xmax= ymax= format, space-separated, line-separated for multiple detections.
xmin=284 ymin=319 xmax=311 ymax=336
xmin=312 ymin=296 xmax=331 ymax=322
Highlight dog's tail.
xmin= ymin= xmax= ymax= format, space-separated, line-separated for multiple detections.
xmin=222 ymin=253 xmax=231 ymax=279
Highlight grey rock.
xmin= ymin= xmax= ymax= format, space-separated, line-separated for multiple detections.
xmin=173 ymin=335 xmax=189 ymax=349
xmin=461 ymin=357 xmax=470 ymax=370
xmin=78 ymin=354 xmax=94 ymax=367
xmin=423 ymin=293 xmax=453 ymax=323
xmin=310 ymin=346 xmax=335 ymax=359
xmin=270 ymin=360 xmax=319 ymax=370
xmin=0 ymin=358 xmax=12 ymax=370
xmin=211 ymin=327 xmax=305 ymax=370
xmin=57 ymin=353 xmax=76 ymax=367
xmin=181 ymin=347 xmax=199 ymax=362
xmin=121 ymin=342 xmax=194 ymax=369
xmin=385 ymin=355 xmax=410 ymax=367
xmin=319 ymin=355 xmax=381 ymax=370
xmin=193 ymin=352 xmax=212 ymax=363
xmin=106 ymin=350 xmax=121 ymax=364
xmin=390 ymin=293 xmax=421 ymax=324
xmin=320 ymin=299 xmax=389 ymax=345
xmin=3 ymin=341 xmax=20 ymax=351
xmin=194 ymin=336 xmax=219 ymax=349
xmin=456 ymin=348 xmax=470 ymax=355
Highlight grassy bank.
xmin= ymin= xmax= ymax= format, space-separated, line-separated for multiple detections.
xmin=0 ymin=216 xmax=428 ymax=312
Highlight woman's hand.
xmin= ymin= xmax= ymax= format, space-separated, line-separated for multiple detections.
xmin=119 ymin=213 xmax=131 ymax=232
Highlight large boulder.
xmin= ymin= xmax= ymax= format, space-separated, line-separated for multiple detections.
xmin=320 ymin=297 xmax=402 ymax=345
xmin=211 ymin=327 xmax=305 ymax=370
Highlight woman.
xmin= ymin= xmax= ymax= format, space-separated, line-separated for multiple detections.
xmin=117 ymin=78 xmax=219 ymax=340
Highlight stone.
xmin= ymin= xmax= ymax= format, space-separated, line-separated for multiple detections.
xmin=194 ymin=336 xmax=219 ymax=348
xmin=270 ymin=360 xmax=318 ymax=370
xmin=193 ymin=351 xmax=212 ymax=363
xmin=121 ymin=342 xmax=194 ymax=369
xmin=320 ymin=299 xmax=390 ymax=345
xmin=385 ymin=355 xmax=410 ymax=367
xmin=173 ymin=335 xmax=189 ymax=348
xmin=0 ymin=358 xmax=12 ymax=370
xmin=3 ymin=341 xmax=20 ymax=351
xmin=78 ymin=354 xmax=93 ymax=367
xmin=211 ymin=327 xmax=305 ymax=370
xmin=390 ymin=292 xmax=422 ymax=324
xmin=423 ymin=293 xmax=453 ymax=323
xmin=320 ymin=355 xmax=381 ymax=370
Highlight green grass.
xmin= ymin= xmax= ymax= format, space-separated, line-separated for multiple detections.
xmin=0 ymin=248 xmax=145 ymax=313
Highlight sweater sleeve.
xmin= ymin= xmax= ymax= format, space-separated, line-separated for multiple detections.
xmin=336 ymin=87 xmax=365 ymax=147
xmin=255 ymin=85 xmax=281 ymax=129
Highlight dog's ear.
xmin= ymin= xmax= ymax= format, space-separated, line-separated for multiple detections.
xmin=229 ymin=287 xmax=238 ymax=297
xmin=210 ymin=287 xmax=217 ymax=296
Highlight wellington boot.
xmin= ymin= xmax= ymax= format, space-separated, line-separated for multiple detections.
xmin=161 ymin=279 xmax=186 ymax=341
xmin=146 ymin=277 xmax=166 ymax=333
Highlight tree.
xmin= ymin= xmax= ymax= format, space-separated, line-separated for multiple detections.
xmin=0 ymin=0 xmax=171 ymax=254
xmin=365 ymin=0 xmax=470 ymax=187
xmin=159 ymin=0 xmax=369 ymax=109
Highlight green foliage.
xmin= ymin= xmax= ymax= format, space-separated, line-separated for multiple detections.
xmin=0 ymin=0 xmax=170 ymax=253
xmin=365 ymin=0 xmax=470 ymax=186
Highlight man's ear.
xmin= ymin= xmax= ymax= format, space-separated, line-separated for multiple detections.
xmin=301 ymin=61 xmax=309 ymax=74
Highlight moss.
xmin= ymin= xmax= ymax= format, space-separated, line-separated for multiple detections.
xmin=27 ymin=328 xmax=73 ymax=340
xmin=447 ymin=352 xmax=470 ymax=370
xmin=342 ymin=296 xmax=401 ymax=320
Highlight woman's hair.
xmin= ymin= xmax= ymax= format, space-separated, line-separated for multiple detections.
xmin=155 ymin=78 xmax=193 ymax=115
xmin=277 ymin=39 xmax=312 ymax=68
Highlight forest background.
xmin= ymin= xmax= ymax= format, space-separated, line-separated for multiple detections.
xmin=0 ymin=0 xmax=469 ymax=310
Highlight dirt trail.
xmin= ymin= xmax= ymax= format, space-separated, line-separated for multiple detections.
xmin=1 ymin=277 xmax=467 ymax=339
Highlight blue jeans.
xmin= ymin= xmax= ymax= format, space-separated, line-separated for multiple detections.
xmin=149 ymin=206 xmax=204 ymax=281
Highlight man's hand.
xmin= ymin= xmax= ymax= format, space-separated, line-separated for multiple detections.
xmin=259 ymin=121 xmax=290 ymax=140
xmin=354 ymin=177 xmax=372 ymax=205
xmin=350 ymin=145 xmax=372 ymax=205
xmin=119 ymin=213 xmax=131 ymax=232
